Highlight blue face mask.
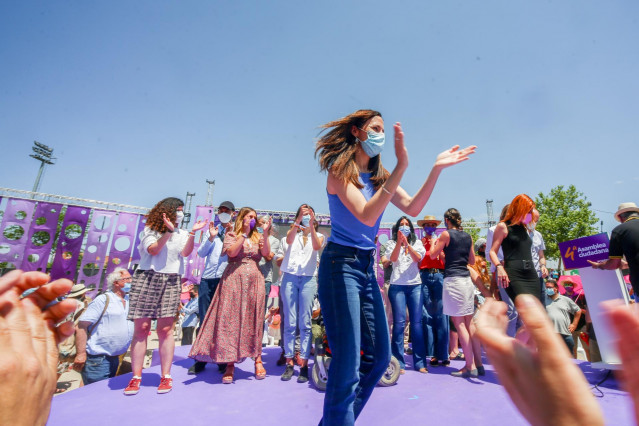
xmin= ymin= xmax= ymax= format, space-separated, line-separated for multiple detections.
xmin=546 ymin=288 xmax=555 ymax=296
xmin=122 ymin=282 xmax=132 ymax=293
xmin=399 ymin=225 xmax=411 ymax=237
xmin=301 ymin=215 xmax=311 ymax=227
xmin=358 ymin=129 xmax=385 ymax=158
xmin=256 ymin=227 xmax=264 ymax=234
xmin=423 ymin=226 xmax=437 ymax=235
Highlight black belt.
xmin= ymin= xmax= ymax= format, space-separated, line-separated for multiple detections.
xmin=423 ymin=268 xmax=444 ymax=274
xmin=505 ymin=260 xmax=534 ymax=270
xmin=87 ymin=354 xmax=120 ymax=360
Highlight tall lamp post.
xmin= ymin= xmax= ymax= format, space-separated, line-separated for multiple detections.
xmin=30 ymin=141 xmax=55 ymax=193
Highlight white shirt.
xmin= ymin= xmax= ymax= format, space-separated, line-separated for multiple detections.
xmin=486 ymin=224 xmax=503 ymax=274
xmin=138 ymin=227 xmax=189 ymax=274
xmin=384 ymin=239 xmax=425 ymax=285
xmin=529 ymin=229 xmax=546 ymax=277
xmin=278 ymin=231 xmax=326 ymax=277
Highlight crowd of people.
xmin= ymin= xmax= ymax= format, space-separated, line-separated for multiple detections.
xmin=2 ymin=109 xmax=638 ymax=426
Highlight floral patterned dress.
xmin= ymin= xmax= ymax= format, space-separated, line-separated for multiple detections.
xmin=189 ymin=234 xmax=266 ymax=363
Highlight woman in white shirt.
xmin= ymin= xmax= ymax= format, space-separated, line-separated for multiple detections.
xmin=125 ymin=197 xmax=206 ymax=396
xmin=277 ymin=204 xmax=325 ymax=383
xmin=381 ymin=216 xmax=428 ymax=374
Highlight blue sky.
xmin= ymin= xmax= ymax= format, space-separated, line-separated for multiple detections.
xmin=1 ymin=1 xmax=637 ymax=234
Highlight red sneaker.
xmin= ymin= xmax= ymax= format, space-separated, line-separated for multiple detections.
xmin=157 ymin=376 xmax=173 ymax=394
xmin=124 ymin=377 xmax=141 ymax=395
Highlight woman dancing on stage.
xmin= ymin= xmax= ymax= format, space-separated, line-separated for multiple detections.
xmin=189 ymin=207 xmax=271 ymax=384
xmin=489 ymin=194 xmax=539 ymax=342
xmin=315 ymin=109 xmax=475 ymax=424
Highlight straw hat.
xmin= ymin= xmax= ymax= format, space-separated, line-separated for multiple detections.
xmin=614 ymin=202 xmax=639 ymax=222
xmin=68 ymin=284 xmax=88 ymax=298
xmin=416 ymin=215 xmax=441 ymax=227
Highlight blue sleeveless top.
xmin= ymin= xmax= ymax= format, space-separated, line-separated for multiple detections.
xmin=327 ymin=172 xmax=382 ymax=250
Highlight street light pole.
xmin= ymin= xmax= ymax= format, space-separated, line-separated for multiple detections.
xmin=30 ymin=141 xmax=55 ymax=193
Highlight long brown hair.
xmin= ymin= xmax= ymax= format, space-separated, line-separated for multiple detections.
xmin=233 ymin=207 xmax=261 ymax=244
xmin=315 ymin=109 xmax=389 ymax=190
xmin=146 ymin=197 xmax=184 ymax=233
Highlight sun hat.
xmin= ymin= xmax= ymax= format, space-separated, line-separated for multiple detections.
xmin=417 ymin=215 xmax=441 ymax=227
xmin=614 ymin=202 xmax=639 ymax=222
xmin=68 ymin=284 xmax=88 ymax=298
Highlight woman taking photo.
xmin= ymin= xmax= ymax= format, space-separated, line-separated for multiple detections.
xmin=125 ymin=197 xmax=206 ymax=395
xmin=429 ymin=208 xmax=484 ymax=378
xmin=489 ymin=194 xmax=539 ymax=342
xmin=189 ymin=207 xmax=271 ymax=384
xmin=315 ymin=109 xmax=475 ymax=424
xmin=278 ymin=204 xmax=325 ymax=383
xmin=381 ymin=216 xmax=428 ymax=374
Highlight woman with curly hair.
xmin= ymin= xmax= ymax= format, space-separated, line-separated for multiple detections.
xmin=189 ymin=207 xmax=272 ymax=384
xmin=124 ymin=197 xmax=206 ymax=395
xmin=380 ymin=216 xmax=428 ymax=374
xmin=314 ymin=109 xmax=475 ymax=424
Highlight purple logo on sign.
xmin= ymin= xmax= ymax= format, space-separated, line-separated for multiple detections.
xmin=558 ymin=233 xmax=610 ymax=270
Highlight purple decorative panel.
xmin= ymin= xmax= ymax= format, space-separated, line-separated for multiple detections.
xmin=76 ymin=210 xmax=117 ymax=295
xmin=105 ymin=212 xmax=140 ymax=276
xmin=21 ymin=202 xmax=63 ymax=272
xmin=130 ymin=216 xmax=148 ymax=268
xmin=0 ymin=198 xmax=36 ymax=269
xmin=50 ymin=206 xmax=90 ymax=281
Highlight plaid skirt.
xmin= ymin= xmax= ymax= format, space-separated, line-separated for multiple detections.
xmin=128 ymin=269 xmax=181 ymax=320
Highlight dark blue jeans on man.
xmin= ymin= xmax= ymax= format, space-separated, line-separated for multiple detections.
xmin=560 ymin=333 xmax=575 ymax=354
xmin=388 ymin=284 xmax=426 ymax=370
xmin=317 ymin=242 xmax=391 ymax=426
xmin=81 ymin=354 xmax=120 ymax=385
xmin=420 ymin=270 xmax=449 ymax=361
xmin=198 ymin=277 xmax=221 ymax=327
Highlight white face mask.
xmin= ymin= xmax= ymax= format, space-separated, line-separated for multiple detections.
xmin=175 ymin=211 xmax=184 ymax=226
xmin=218 ymin=212 xmax=232 ymax=224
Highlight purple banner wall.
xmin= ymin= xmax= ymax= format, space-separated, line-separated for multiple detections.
xmin=105 ymin=212 xmax=140 ymax=276
xmin=50 ymin=206 xmax=90 ymax=281
xmin=0 ymin=198 xmax=37 ymax=268
xmin=130 ymin=216 xmax=148 ymax=268
xmin=558 ymin=233 xmax=611 ymax=270
xmin=76 ymin=210 xmax=117 ymax=295
xmin=21 ymin=202 xmax=63 ymax=272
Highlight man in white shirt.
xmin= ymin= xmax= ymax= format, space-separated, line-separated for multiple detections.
xmin=529 ymin=209 xmax=549 ymax=304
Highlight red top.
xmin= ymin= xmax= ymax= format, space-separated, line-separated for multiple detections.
xmin=419 ymin=236 xmax=445 ymax=270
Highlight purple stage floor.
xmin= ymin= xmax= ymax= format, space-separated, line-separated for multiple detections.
xmin=49 ymin=346 xmax=633 ymax=425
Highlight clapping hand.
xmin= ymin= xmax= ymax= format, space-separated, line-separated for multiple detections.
xmin=397 ymin=230 xmax=408 ymax=247
xmin=434 ymin=145 xmax=477 ymax=170
xmin=162 ymin=213 xmax=175 ymax=232
xmin=191 ymin=219 xmax=208 ymax=233
xmin=208 ymin=222 xmax=219 ymax=239
xmin=394 ymin=122 xmax=408 ymax=168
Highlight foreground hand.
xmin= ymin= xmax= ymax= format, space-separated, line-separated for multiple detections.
xmin=0 ymin=270 xmax=77 ymax=426
xmin=434 ymin=145 xmax=476 ymax=169
xmin=602 ymin=300 xmax=639 ymax=423
xmin=393 ymin=122 xmax=408 ymax=168
xmin=475 ymin=296 xmax=604 ymax=426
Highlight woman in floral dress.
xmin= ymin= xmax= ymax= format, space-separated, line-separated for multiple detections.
xmin=189 ymin=207 xmax=271 ymax=383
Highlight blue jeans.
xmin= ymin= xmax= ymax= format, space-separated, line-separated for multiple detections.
xmin=198 ymin=278 xmax=221 ymax=325
xmin=560 ymin=333 xmax=575 ymax=354
xmin=81 ymin=354 xmax=120 ymax=384
xmin=538 ymin=277 xmax=547 ymax=306
xmin=420 ymin=270 xmax=449 ymax=361
xmin=281 ymin=273 xmax=317 ymax=360
xmin=388 ymin=284 xmax=426 ymax=370
xmin=318 ymin=242 xmax=391 ymax=426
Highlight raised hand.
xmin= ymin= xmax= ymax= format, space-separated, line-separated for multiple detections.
xmin=191 ymin=219 xmax=208 ymax=233
xmin=394 ymin=122 xmax=408 ymax=168
xmin=434 ymin=145 xmax=477 ymax=169
xmin=475 ymin=296 xmax=603 ymax=426
xmin=208 ymin=222 xmax=219 ymax=239
xmin=397 ymin=231 xmax=408 ymax=247
xmin=162 ymin=213 xmax=175 ymax=232
xmin=262 ymin=217 xmax=272 ymax=234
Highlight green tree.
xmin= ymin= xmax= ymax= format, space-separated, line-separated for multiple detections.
xmin=535 ymin=185 xmax=599 ymax=264
xmin=462 ymin=218 xmax=484 ymax=244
